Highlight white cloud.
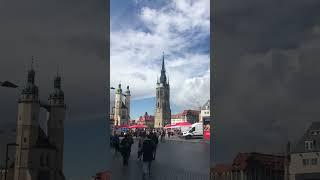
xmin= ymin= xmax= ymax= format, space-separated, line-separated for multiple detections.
xmin=111 ymin=0 xmax=210 ymax=109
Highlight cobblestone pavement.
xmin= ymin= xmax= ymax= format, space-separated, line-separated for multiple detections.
xmin=111 ymin=138 xmax=210 ymax=180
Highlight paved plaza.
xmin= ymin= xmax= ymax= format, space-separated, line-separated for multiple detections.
xmin=111 ymin=137 xmax=210 ymax=180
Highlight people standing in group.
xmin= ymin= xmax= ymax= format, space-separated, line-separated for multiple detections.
xmin=120 ymin=134 xmax=131 ymax=166
xmin=142 ymin=134 xmax=155 ymax=179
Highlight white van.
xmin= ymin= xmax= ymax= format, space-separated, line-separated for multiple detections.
xmin=182 ymin=123 xmax=203 ymax=139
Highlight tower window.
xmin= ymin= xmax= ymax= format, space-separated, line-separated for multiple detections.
xmin=305 ymin=141 xmax=314 ymax=150
xmin=24 ymin=137 xmax=27 ymax=143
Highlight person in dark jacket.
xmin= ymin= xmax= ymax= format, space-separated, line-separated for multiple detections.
xmin=113 ymin=134 xmax=120 ymax=156
xmin=120 ymin=134 xmax=131 ymax=166
xmin=151 ymin=132 xmax=159 ymax=160
xmin=128 ymin=133 xmax=134 ymax=157
xmin=142 ymin=134 xmax=155 ymax=179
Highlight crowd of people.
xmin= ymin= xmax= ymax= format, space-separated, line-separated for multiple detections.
xmin=110 ymin=129 xmax=167 ymax=178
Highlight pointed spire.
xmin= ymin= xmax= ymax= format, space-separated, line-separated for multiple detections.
xmin=27 ymin=56 xmax=35 ymax=84
xmin=160 ymin=52 xmax=167 ymax=84
xmin=162 ymin=51 xmax=165 ymax=72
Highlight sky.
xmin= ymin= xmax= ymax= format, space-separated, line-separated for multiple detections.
xmin=110 ymin=0 xmax=210 ymax=119
xmin=213 ymin=0 xmax=320 ymax=164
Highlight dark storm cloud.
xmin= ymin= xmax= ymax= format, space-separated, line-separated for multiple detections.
xmin=214 ymin=0 xmax=320 ymax=163
xmin=0 ymin=0 xmax=107 ymax=166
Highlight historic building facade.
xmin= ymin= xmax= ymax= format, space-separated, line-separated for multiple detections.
xmin=11 ymin=67 xmax=66 ymax=180
xmin=287 ymin=122 xmax=320 ymax=180
xmin=211 ymin=152 xmax=285 ymax=180
xmin=137 ymin=112 xmax=155 ymax=128
xmin=154 ymin=53 xmax=171 ymax=128
xmin=171 ymin=110 xmax=200 ymax=125
xmin=113 ymin=84 xmax=131 ymax=126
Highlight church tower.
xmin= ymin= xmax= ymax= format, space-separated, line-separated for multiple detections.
xmin=114 ymin=84 xmax=122 ymax=126
xmin=154 ymin=53 xmax=171 ymax=128
xmin=47 ymin=73 xmax=66 ymax=180
xmin=14 ymin=66 xmax=40 ymax=180
xmin=125 ymin=86 xmax=131 ymax=119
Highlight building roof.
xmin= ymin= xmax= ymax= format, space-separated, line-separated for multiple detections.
xmin=233 ymin=152 xmax=284 ymax=170
xmin=171 ymin=110 xmax=200 ymax=119
xmin=202 ymin=100 xmax=210 ymax=110
xmin=212 ymin=164 xmax=233 ymax=174
xmin=292 ymin=121 xmax=320 ymax=153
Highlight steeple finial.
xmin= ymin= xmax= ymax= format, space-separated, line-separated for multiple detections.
xmin=160 ymin=52 xmax=167 ymax=83
xmin=31 ymin=56 xmax=34 ymax=70
xmin=162 ymin=51 xmax=165 ymax=71
xmin=27 ymin=56 xmax=36 ymax=84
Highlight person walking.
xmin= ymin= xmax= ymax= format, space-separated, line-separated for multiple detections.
xmin=128 ymin=133 xmax=134 ymax=157
xmin=142 ymin=134 xmax=155 ymax=179
xmin=151 ymin=132 xmax=159 ymax=160
xmin=137 ymin=132 xmax=146 ymax=160
xmin=160 ymin=129 xmax=165 ymax=143
xmin=120 ymin=134 xmax=131 ymax=166
xmin=114 ymin=134 xmax=120 ymax=156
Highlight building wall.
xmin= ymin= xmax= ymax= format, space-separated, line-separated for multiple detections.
xmin=200 ymin=109 xmax=210 ymax=123
xmin=289 ymin=152 xmax=320 ymax=180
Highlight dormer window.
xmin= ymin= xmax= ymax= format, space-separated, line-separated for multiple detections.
xmin=305 ymin=141 xmax=314 ymax=150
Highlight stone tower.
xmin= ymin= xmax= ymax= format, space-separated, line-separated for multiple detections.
xmin=154 ymin=53 xmax=171 ymax=128
xmin=125 ymin=86 xmax=131 ymax=119
xmin=14 ymin=66 xmax=40 ymax=180
xmin=47 ymin=74 xmax=66 ymax=180
xmin=13 ymin=65 xmax=66 ymax=180
xmin=114 ymin=84 xmax=122 ymax=126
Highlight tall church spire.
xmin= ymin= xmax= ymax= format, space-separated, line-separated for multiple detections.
xmin=160 ymin=52 xmax=167 ymax=84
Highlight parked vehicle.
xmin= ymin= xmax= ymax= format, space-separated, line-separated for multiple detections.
xmin=182 ymin=123 xmax=203 ymax=139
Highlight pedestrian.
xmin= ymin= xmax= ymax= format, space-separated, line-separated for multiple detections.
xmin=128 ymin=133 xmax=134 ymax=157
xmin=151 ymin=132 xmax=159 ymax=160
xmin=120 ymin=134 xmax=131 ymax=166
xmin=114 ymin=134 xmax=120 ymax=156
xmin=142 ymin=134 xmax=155 ymax=179
xmin=160 ymin=129 xmax=165 ymax=143
xmin=137 ymin=132 xmax=146 ymax=160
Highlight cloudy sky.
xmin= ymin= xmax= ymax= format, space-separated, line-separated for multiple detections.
xmin=214 ymin=0 xmax=320 ymax=164
xmin=110 ymin=0 xmax=210 ymax=119
xmin=0 ymin=0 xmax=108 ymax=179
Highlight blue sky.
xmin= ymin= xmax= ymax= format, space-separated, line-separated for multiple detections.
xmin=110 ymin=0 xmax=210 ymax=119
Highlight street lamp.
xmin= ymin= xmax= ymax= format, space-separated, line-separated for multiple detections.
xmin=4 ymin=143 xmax=18 ymax=180
xmin=0 ymin=81 xmax=18 ymax=88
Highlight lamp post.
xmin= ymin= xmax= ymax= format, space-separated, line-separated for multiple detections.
xmin=4 ymin=143 xmax=18 ymax=180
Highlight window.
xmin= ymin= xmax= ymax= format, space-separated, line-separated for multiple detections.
xmin=302 ymin=159 xmax=309 ymax=166
xmin=305 ymin=141 xmax=314 ymax=150
xmin=24 ymin=137 xmax=27 ymax=143
xmin=311 ymin=158 xmax=318 ymax=165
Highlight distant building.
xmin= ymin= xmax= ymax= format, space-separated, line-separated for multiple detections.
xmin=288 ymin=122 xmax=320 ymax=180
xmin=137 ymin=112 xmax=155 ymax=128
xmin=154 ymin=53 xmax=171 ymax=128
xmin=171 ymin=110 xmax=200 ymax=124
xmin=200 ymin=100 xmax=210 ymax=123
xmin=113 ymin=84 xmax=131 ymax=126
xmin=212 ymin=152 xmax=285 ymax=180
xmin=8 ymin=66 xmax=66 ymax=180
